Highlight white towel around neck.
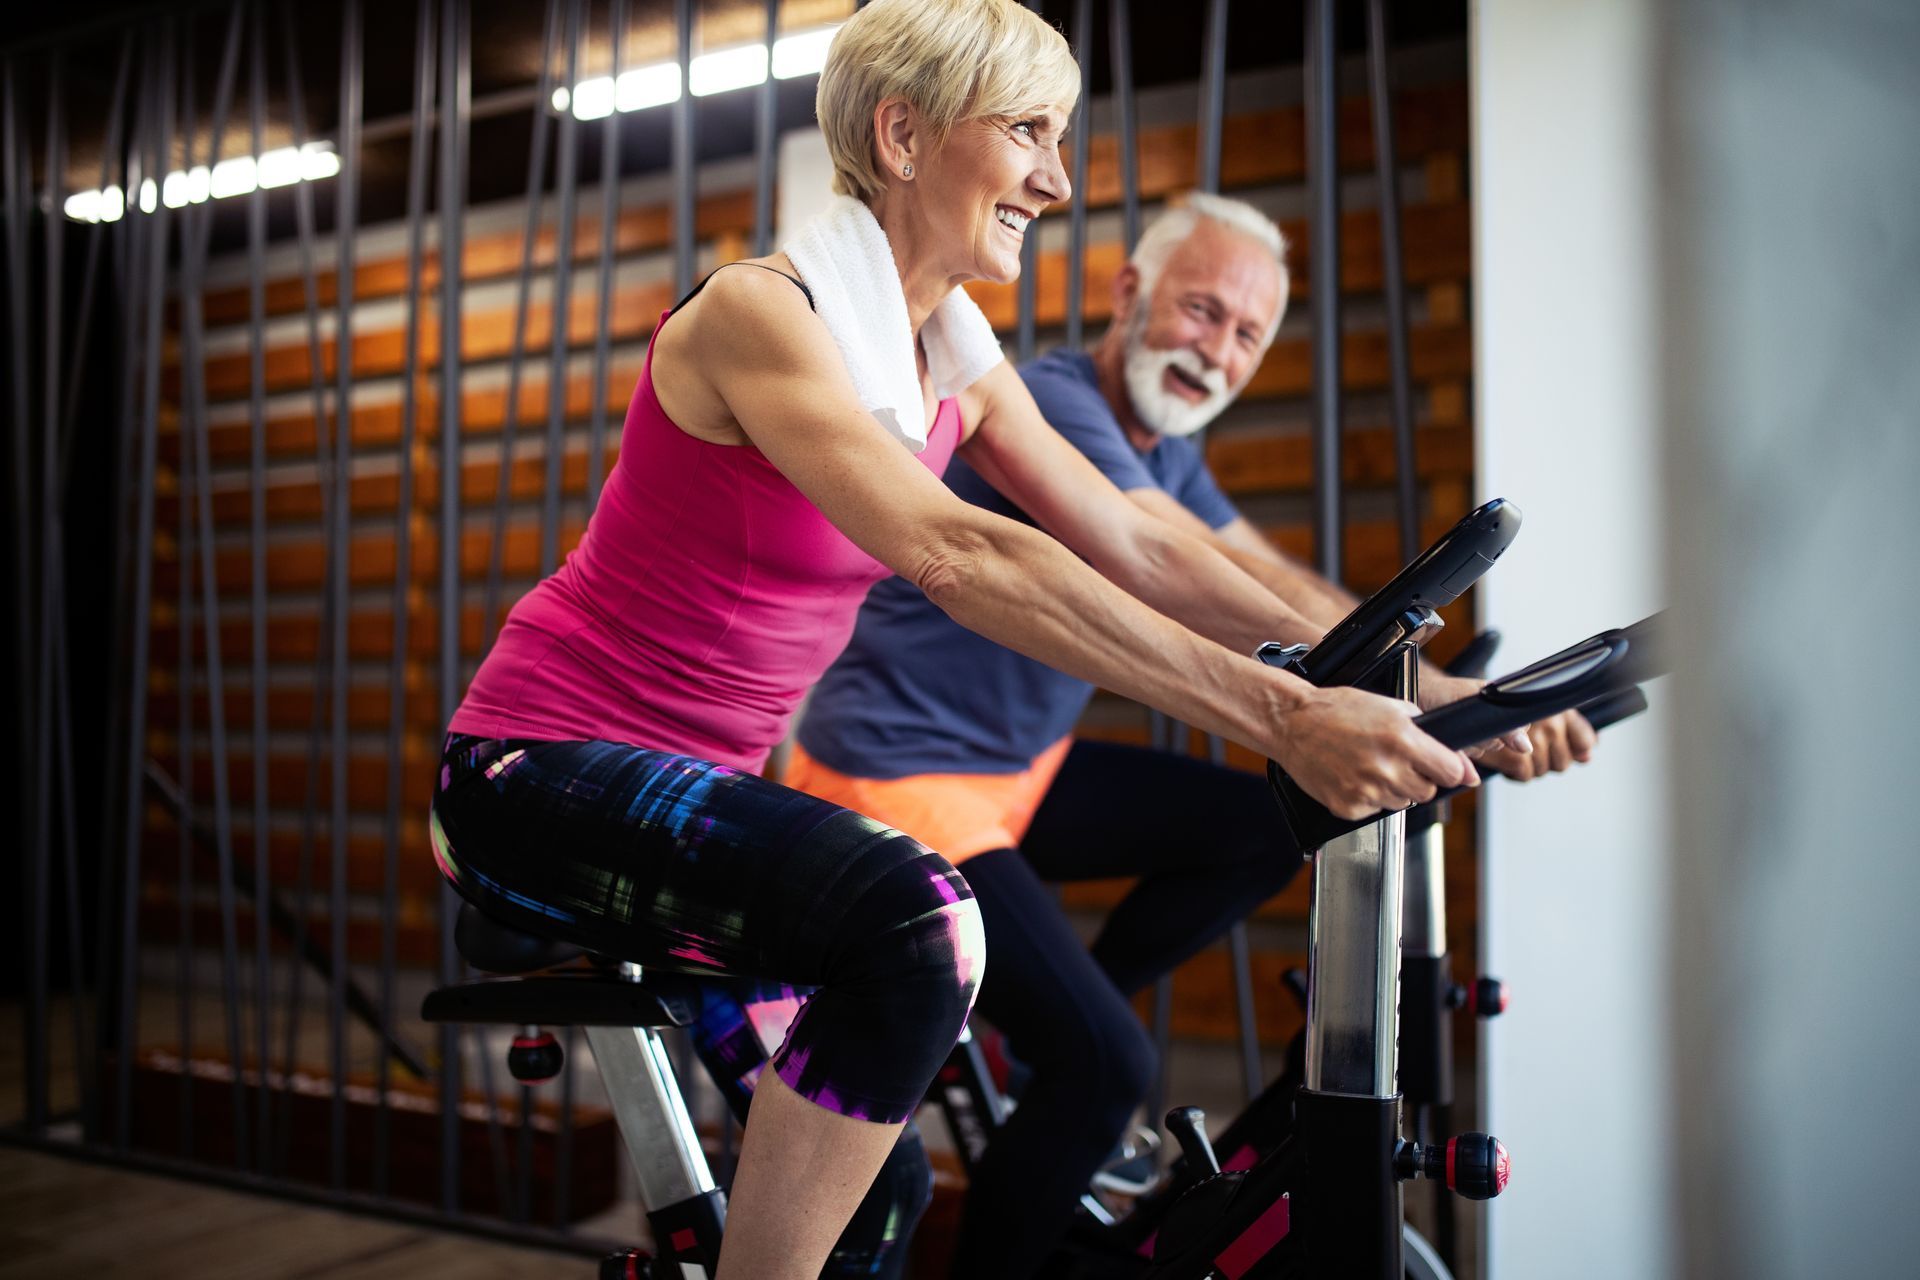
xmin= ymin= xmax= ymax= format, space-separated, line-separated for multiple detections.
xmin=783 ymin=195 xmax=1005 ymax=453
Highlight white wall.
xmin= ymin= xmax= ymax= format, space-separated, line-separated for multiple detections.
xmin=1659 ymin=2 xmax=1920 ymax=1275
xmin=1469 ymin=3 xmax=1673 ymax=1277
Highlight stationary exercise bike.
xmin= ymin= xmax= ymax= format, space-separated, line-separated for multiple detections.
xmin=420 ymin=498 xmax=1663 ymax=1279
xmin=1072 ymin=634 xmax=1648 ymax=1280
xmin=1103 ymin=501 xmax=1661 ymax=1279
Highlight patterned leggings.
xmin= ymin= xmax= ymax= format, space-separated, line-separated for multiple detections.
xmin=430 ymin=734 xmax=985 ymax=1128
xmin=681 ymin=979 xmax=933 ymax=1277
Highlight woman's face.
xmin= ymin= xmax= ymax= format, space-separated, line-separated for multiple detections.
xmin=916 ymin=106 xmax=1072 ymax=285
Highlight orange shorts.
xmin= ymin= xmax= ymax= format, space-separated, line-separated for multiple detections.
xmin=781 ymin=737 xmax=1074 ymax=866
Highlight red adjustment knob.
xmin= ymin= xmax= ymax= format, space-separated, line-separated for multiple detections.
xmin=1445 ymin=1133 xmax=1509 ymax=1201
xmin=598 ymin=1249 xmax=654 ymax=1279
xmin=508 ymin=1031 xmax=564 ymax=1084
xmin=1396 ymin=1133 xmax=1510 ymax=1200
xmin=1466 ymin=976 xmax=1508 ymax=1018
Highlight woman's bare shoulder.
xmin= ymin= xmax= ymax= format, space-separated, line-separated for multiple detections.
xmin=653 ymin=257 xmax=844 ymax=443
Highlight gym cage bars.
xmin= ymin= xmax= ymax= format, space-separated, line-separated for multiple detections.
xmin=0 ymin=0 xmax=1440 ymax=1258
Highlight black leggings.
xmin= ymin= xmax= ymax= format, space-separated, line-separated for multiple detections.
xmin=430 ymin=734 xmax=985 ymax=1125
xmin=950 ymin=739 xmax=1300 ymax=1277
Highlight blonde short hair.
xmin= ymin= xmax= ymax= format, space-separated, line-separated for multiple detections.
xmin=816 ymin=0 xmax=1081 ymax=202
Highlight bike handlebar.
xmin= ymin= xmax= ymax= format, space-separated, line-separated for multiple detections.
xmin=1285 ymin=498 xmax=1521 ymax=689
xmin=1268 ymin=614 xmax=1669 ymax=851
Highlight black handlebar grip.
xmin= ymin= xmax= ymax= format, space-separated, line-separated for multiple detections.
xmin=1269 ymin=620 xmax=1668 ymax=851
xmin=1574 ymin=685 xmax=1649 ymax=733
xmin=1414 ymin=694 xmax=1543 ymax=753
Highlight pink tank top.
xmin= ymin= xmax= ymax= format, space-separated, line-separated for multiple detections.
xmin=449 ymin=308 xmax=963 ymax=772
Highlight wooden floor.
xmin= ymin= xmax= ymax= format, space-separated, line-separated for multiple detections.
xmin=0 ymin=1146 xmax=584 ymax=1279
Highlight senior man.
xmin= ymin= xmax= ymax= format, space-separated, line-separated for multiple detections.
xmin=785 ymin=193 xmax=1592 ymax=1277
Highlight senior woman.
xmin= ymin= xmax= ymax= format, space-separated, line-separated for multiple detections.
xmin=428 ymin=1 xmax=1479 ymax=1275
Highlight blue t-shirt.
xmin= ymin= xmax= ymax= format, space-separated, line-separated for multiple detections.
xmin=796 ymin=348 xmax=1241 ymax=778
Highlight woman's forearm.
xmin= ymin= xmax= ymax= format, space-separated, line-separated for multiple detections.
xmin=913 ymin=512 xmax=1312 ymax=755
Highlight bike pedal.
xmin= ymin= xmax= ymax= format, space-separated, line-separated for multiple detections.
xmin=1114 ymin=1122 xmax=1162 ymax=1163
xmin=1091 ymin=1152 xmax=1161 ymax=1198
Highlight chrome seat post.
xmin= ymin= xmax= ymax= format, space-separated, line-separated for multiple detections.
xmin=582 ymin=962 xmax=721 ymax=1220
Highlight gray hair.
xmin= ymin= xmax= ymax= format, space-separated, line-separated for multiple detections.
xmin=1130 ymin=192 xmax=1290 ymax=343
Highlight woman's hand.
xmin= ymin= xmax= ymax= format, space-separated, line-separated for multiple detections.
xmin=1268 ymin=685 xmax=1480 ymax=821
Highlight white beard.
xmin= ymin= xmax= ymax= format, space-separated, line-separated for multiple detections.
xmin=1121 ymin=309 xmax=1234 ymax=439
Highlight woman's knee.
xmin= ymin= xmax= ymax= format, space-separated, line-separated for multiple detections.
xmin=830 ymin=839 xmax=986 ymax=1034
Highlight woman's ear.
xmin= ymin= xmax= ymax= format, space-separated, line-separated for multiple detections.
xmin=873 ymin=98 xmax=917 ymax=180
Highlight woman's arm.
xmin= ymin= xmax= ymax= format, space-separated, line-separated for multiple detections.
xmin=674 ymin=269 xmax=1472 ymax=817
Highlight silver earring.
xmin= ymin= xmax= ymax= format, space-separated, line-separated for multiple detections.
xmin=902 ymin=163 xmax=913 ymax=179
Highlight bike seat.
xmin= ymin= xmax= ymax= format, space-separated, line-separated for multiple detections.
xmin=454 ymin=901 xmax=587 ymax=975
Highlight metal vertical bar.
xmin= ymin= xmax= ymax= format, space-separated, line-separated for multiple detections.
xmin=472 ymin=1023 xmax=514 ymax=1217
xmin=376 ymin=0 xmax=436 ymax=1196
xmin=179 ymin=0 xmax=251 ymax=1169
xmin=750 ymin=0 xmax=776 ymax=258
xmin=1109 ymin=0 xmax=1140 ymax=255
xmin=554 ymin=1023 xmax=577 ymax=1227
xmin=515 ymin=1076 xmax=536 ymax=1223
xmin=45 ymin=81 xmax=126 ymax=1144
xmin=1305 ymin=0 xmax=1342 ymax=582
xmin=56 ymin=36 xmax=135 ymax=495
xmin=671 ymin=0 xmax=694 ymax=298
xmin=540 ymin=0 xmax=583 ymax=578
xmin=245 ymin=0 xmax=273 ymax=1173
xmin=50 ymin=582 xmax=94 ymax=1135
xmin=1194 ymin=0 xmax=1259 ymax=1104
xmin=1064 ymin=0 xmax=1092 ymax=349
xmin=480 ymin=0 xmax=559 ymax=648
xmin=28 ymin=49 xmax=62 ymax=1140
xmin=1199 ymin=0 xmax=1227 ymax=193
xmin=1367 ymin=0 xmax=1417 ymax=564
xmin=115 ymin=21 xmax=176 ymax=1151
xmin=1013 ymin=0 xmax=1041 ymax=362
xmin=1227 ymin=922 xmax=1262 ymax=1099
xmin=95 ymin=44 xmax=133 ymax=1146
xmin=327 ymin=0 xmax=363 ymax=1193
xmin=96 ymin=43 xmax=146 ymax=1148
xmin=587 ymin=0 xmax=627 ymax=513
xmin=274 ymin=0 xmax=344 ymax=1172
xmin=1106 ymin=0 xmax=1177 ymax=1118
xmin=175 ymin=27 xmax=200 ymax=1161
xmin=436 ymin=0 xmax=471 ymax=1214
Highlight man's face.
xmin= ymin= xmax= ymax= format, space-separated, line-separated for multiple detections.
xmin=1122 ymin=221 xmax=1287 ymax=438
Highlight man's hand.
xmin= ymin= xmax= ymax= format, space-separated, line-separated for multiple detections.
xmin=1271 ymin=686 xmax=1480 ymax=821
xmin=1478 ymin=709 xmax=1597 ymax=781
xmin=1418 ymin=672 xmax=1533 ymax=760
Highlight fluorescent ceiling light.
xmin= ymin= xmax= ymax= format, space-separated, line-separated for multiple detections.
xmin=63 ymin=142 xmax=339 ymax=223
xmin=555 ymin=23 xmax=838 ymax=119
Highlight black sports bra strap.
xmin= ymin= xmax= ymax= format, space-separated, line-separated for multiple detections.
xmin=669 ymin=262 xmax=815 ymax=315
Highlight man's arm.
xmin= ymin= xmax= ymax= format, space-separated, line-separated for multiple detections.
xmin=958 ymin=362 xmax=1326 ymax=655
xmin=1131 ymin=491 xmax=1358 ymax=630
xmin=1125 ymin=489 xmax=1596 ymax=773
